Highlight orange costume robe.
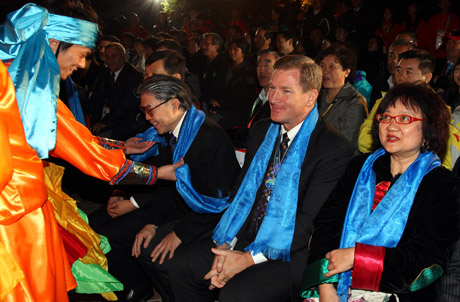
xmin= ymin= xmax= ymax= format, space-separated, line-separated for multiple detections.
xmin=0 ymin=60 xmax=155 ymax=301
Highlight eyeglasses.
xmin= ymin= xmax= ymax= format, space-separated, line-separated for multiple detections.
xmin=376 ymin=113 xmax=423 ymax=124
xmin=139 ymin=99 xmax=170 ymax=116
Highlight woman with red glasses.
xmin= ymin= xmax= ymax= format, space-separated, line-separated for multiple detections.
xmin=301 ymin=83 xmax=460 ymax=302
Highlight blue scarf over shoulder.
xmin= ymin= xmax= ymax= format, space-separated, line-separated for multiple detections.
xmin=213 ymin=105 xmax=319 ymax=261
xmin=336 ymin=148 xmax=440 ymax=301
xmin=0 ymin=3 xmax=97 ymax=158
xmin=132 ymin=106 xmax=231 ymax=213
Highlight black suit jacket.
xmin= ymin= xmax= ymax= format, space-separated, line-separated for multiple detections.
xmin=232 ymin=117 xmax=354 ymax=294
xmin=131 ymin=114 xmax=241 ymax=244
xmin=89 ymin=63 xmax=144 ymax=140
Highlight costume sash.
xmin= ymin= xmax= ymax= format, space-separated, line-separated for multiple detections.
xmin=336 ymin=148 xmax=440 ymax=301
xmin=213 ymin=105 xmax=319 ymax=261
xmin=0 ymin=3 xmax=97 ymax=158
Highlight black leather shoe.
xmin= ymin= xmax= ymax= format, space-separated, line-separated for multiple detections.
xmin=124 ymin=287 xmax=154 ymax=302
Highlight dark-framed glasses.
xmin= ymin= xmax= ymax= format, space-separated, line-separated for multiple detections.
xmin=139 ymin=99 xmax=170 ymax=116
xmin=376 ymin=113 xmax=423 ymax=124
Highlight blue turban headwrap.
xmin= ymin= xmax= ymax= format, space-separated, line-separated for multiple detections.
xmin=0 ymin=3 xmax=98 ymax=158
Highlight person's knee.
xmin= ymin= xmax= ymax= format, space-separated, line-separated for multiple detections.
xmin=219 ymin=278 xmax=256 ymax=302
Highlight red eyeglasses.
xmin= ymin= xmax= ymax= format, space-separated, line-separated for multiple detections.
xmin=376 ymin=113 xmax=424 ymax=124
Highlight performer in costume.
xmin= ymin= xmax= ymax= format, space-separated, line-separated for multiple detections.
xmin=0 ymin=4 xmax=177 ymax=301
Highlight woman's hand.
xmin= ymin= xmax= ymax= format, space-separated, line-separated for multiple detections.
xmin=325 ymin=247 xmax=355 ymax=277
xmin=157 ymin=158 xmax=185 ymax=181
xmin=125 ymin=137 xmax=156 ymax=154
xmin=319 ymin=283 xmax=339 ymax=302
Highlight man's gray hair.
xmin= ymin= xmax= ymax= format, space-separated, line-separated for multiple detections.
xmin=138 ymin=74 xmax=193 ymax=110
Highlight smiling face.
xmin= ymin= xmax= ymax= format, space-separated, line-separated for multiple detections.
xmin=269 ymin=68 xmax=316 ymax=131
xmin=320 ymin=54 xmax=349 ymax=89
xmin=56 ymin=44 xmax=91 ymax=80
xmin=104 ymin=46 xmax=125 ymax=73
xmin=140 ymin=93 xmax=180 ymax=135
xmin=379 ymin=100 xmax=423 ymax=160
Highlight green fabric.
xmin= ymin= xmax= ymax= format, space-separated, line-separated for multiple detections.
xmin=410 ymin=264 xmax=443 ymax=292
xmin=300 ymin=258 xmax=340 ymax=298
xmin=72 ymin=261 xmax=123 ymax=294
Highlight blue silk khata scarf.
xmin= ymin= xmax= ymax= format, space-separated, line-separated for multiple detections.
xmin=0 ymin=3 xmax=97 ymax=158
xmin=131 ymin=106 xmax=230 ymax=214
xmin=336 ymin=148 xmax=440 ymax=302
xmin=213 ymin=104 xmax=319 ymax=261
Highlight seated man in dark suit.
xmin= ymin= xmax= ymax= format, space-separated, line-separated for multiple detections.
xmin=168 ymin=55 xmax=354 ymax=302
xmin=89 ymin=42 xmax=145 ymax=140
xmin=232 ymin=49 xmax=279 ymax=148
xmin=90 ymin=75 xmax=240 ymax=302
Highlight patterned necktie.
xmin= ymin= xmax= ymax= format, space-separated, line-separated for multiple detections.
xmin=246 ymin=133 xmax=290 ymax=243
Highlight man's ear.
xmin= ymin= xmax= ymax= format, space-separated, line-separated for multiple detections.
xmin=424 ymin=72 xmax=433 ymax=84
xmin=172 ymin=73 xmax=182 ymax=80
xmin=306 ymin=89 xmax=319 ymax=107
xmin=49 ymin=38 xmax=60 ymax=54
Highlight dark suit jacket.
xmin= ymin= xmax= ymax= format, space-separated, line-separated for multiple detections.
xmin=232 ymin=117 xmax=354 ymax=295
xmin=131 ymin=114 xmax=241 ymax=244
xmin=89 ymin=63 xmax=144 ymax=140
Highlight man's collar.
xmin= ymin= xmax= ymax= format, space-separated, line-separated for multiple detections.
xmin=280 ymin=120 xmax=304 ymax=145
xmin=112 ymin=64 xmax=125 ymax=80
xmin=172 ymin=110 xmax=188 ymax=138
xmin=258 ymin=88 xmax=269 ymax=104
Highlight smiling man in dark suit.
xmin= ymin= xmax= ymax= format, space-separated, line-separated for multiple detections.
xmin=89 ymin=42 xmax=145 ymax=140
xmin=168 ymin=55 xmax=354 ymax=302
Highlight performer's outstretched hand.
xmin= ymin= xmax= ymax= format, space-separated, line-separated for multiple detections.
xmin=124 ymin=137 xmax=156 ymax=154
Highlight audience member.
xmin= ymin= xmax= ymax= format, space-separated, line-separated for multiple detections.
xmin=427 ymin=0 xmax=460 ymax=58
xmin=276 ymin=30 xmax=296 ymax=56
xmin=358 ymin=35 xmax=385 ymax=84
xmin=208 ymin=37 xmax=257 ymax=130
xmin=301 ymin=0 xmax=334 ymax=51
xmin=340 ymin=0 xmax=374 ymax=54
xmin=374 ymin=6 xmax=402 ymax=54
xmin=153 ymin=12 xmax=172 ymax=35
xmin=89 ymin=43 xmax=145 ymax=140
xmin=132 ymin=37 xmax=147 ymax=72
xmin=185 ymin=36 xmax=205 ymax=77
xmin=199 ymin=33 xmax=230 ymax=107
xmin=128 ymin=75 xmax=239 ymax=302
xmin=302 ymin=83 xmax=459 ymax=302
xmin=168 ymin=54 xmax=354 ymax=302
xmin=441 ymin=57 xmax=460 ymax=110
xmin=395 ymin=30 xmax=419 ymax=47
xmin=121 ymin=32 xmax=137 ymax=63
xmin=97 ymin=35 xmax=121 ymax=64
xmin=400 ymin=1 xmax=428 ymax=50
xmin=317 ymin=46 xmax=368 ymax=148
xmin=152 ymin=39 xmax=201 ymax=104
xmin=123 ymin=12 xmax=147 ymax=38
xmin=232 ymin=49 xmax=280 ymax=148
xmin=370 ymin=39 xmax=415 ymax=108
xmin=434 ymin=30 xmax=460 ymax=92
xmin=270 ymin=7 xmax=289 ymax=31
